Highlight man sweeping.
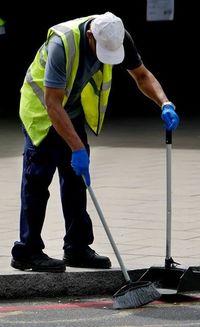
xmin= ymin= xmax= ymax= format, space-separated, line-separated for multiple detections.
xmin=11 ymin=12 xmax=179 ymax=273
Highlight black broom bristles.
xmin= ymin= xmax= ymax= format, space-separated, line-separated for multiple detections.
xmin=113 ymin=281 xmax=161 ymax=309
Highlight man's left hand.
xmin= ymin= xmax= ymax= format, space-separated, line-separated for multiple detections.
xmin=161 ymin=102 xmax=180 ymax=131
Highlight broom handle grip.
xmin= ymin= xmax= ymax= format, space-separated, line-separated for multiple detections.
xmin=84 ymin=180 xmax=130 ymax=282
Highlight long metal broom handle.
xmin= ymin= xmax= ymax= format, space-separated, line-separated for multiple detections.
xmin=166 ymin=130 xmax=172 ymax=262
xmin=83 ymin=177 xmax=130 ymax=283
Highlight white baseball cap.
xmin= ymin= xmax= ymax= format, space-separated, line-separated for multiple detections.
xmin=90 ymin=12 xmax=125 ymax=65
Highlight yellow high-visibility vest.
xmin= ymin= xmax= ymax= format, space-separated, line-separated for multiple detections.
xmin=0 ymin=17 xmax=6 ymax=35
xmin=20 ymin=15 xmax=113 ymax=146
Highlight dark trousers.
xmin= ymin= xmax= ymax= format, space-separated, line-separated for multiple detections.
xmin=12 ymin=115 xmax=94 ymax=259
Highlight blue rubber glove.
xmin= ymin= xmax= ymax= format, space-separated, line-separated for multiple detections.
xmin=161 ymin=102 xmax=180 ymax=131
xmin=71 ymin=148 xmax=91 ymax=187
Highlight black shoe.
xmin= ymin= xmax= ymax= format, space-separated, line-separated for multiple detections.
xmin=11 ymin=252 xmax=66 ymax=273
xmin=63 ymin=246 xmax=111 ymax=269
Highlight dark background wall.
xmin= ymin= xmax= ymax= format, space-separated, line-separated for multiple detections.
xmin=0 ymin=1 xmax=198 ymax=119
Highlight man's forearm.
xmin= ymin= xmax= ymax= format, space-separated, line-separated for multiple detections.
xmin=135 ymin=70 xmax=168 ymax=107
xmin=128 ymin=65 xmax=169 ymax=108
xmin=47 ymin=104 xmax=85 ymax=151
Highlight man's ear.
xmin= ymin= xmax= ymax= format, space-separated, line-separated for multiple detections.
xmin=86 ymin=30 xmax=93 ymax=40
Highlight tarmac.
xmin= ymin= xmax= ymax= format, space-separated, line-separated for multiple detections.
xmin=0 ymin=113 xmax=200 ymax=299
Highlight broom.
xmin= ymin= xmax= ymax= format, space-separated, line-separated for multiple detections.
xmin=83 ymin=177 xmax=161 ymax=309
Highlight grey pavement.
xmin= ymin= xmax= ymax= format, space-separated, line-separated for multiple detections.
xmin=0 ymin=113 xmax=200 ymax=298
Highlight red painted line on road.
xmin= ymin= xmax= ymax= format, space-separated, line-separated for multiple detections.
xmin=0 ymin=300 xmax=113 ymax=313
xmin=1 ymin=295 xmax=200 ymax=313
xmin=154 ymin=294 xmax=200 ymax=305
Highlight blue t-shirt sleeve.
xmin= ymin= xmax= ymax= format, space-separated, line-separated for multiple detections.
xmin=44 ymin=35 xmax=67 ymax=88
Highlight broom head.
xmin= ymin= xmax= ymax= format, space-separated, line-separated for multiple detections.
xmin=113 ymin=280 xmax=161 ymax=309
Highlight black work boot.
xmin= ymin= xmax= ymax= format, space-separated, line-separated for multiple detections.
xmin=11 ymin=252 xmax=66 ymax=273
xmin=63 ymin=246 xmax=111 ymax=269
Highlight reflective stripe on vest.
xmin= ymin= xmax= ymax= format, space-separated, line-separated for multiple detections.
xmin=19 ymin=15 xmax=112 ymax=146
xmin=81 ymin=65 xmax=112 ymax=134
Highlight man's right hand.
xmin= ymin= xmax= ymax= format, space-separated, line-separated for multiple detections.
xmin=71 ymin=148 xmax=91 ymax=186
